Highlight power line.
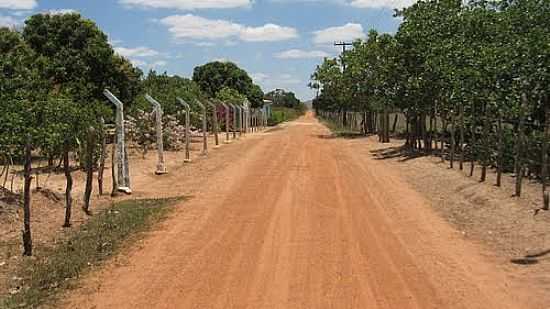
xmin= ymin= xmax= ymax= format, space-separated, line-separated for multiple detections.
xmin=334 ymin=41 xmax=353 ymax=71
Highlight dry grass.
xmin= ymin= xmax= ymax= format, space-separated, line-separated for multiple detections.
xmin=1 ymin=197 xmax=183 ymax=309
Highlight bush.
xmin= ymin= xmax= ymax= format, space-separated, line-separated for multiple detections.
xmin=268 ymin=106 xmax=306 ymax=126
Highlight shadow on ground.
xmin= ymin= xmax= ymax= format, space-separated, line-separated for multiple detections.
xmin=511 ymin=249 xmax=550 ymax=266
xmin=315 ymin=132 xmax=371 ymax=140
xmin=370 ymin=145 xmax=432 ymax=162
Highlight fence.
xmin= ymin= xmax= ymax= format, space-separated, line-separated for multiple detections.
xmin=317 ymin=109 xmax=550 ymax=210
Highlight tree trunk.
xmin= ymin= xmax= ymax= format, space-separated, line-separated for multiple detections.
xmin=111 ymin=141 xmax=119 ymax=197
xmin=383 ymin=107 xmax=390 ymax=143
xmin=429 ymin=113 xmax=434 ymax=152
xmin=542 ymin=104 xmax=550 ymax=209
xmin=97 ymin=118 xmax=106 ymax=196
xmin=421 ymin=113 xmax=428 ymax=151
xmin=22 ymin=136 xmax=32 ymax=256
xmin=392 ymin=114 xmax=398 ymax=133
xmin=405 ymin=113 xmax=411 ymax=148
xmin=459 ymin=104 xmax=465 ymax=170
xmin=450 ymin=111 xmax=456 ymax=169
xmin=470 ymin=110 xmax=476 ymax=177
xmin=496 ymin=114 xmax=504 ymax=187
xmin=83 ymin=127 xmax=95 ymax=214
xmin=480 ymin=103 xmax=490 ymax=182
xmin=515 ymin=94 xmax=527 ymax=197
xmin=434 ymin=104 xmax=439 ymax=152
xmin=63 ymin=142 xmax=73 ymax=228
xmin=441 ymin=117 xmax=448 ymax=161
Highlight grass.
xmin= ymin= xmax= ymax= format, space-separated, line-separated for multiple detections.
xmin=2 ymin=197 xmax=183 ymax=309
xmin=268 ymin=107 xmax=305 ymax=126
xmin=320 ymin=118 xmax=365 ymax=138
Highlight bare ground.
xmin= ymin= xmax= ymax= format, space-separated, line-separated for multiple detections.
xmin=54 ymin=112 xmax=550 ymax=309
xmin=0 ymin=132 xmax=257 ymax=297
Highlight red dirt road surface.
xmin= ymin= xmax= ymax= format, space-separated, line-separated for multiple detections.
xmin=64 ymin=112 xmax=541 ymax=309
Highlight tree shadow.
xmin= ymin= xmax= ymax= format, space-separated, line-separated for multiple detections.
xmin=370 ymin=145 xmax=429 ymax=162
xmin=315 ymin=132 xmax=370 ymax=140
xmin=510 ymin=249 xmax=550 ymax=265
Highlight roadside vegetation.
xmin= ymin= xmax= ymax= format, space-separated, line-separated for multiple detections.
xmin=310 ymin=0 xmax=549 ymax=203
xmin=265 ymin=89 xmax=307 ymax=125
xmin=0 ymin=10 xmax=273 ymax=257
xmin=2 ymin=197 xmax=182 ymax=309
xmin=0 ymin=10 xmax=295 ymax=301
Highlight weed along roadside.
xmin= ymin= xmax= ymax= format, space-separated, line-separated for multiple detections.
xmin=1 ymin=197 xmax=183 ymax=309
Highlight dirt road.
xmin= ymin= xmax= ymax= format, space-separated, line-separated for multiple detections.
xmin=65 ymin=112 xmax=540 ymax=309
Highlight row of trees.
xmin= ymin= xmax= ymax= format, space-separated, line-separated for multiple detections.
xmin=311 ymin=0 xmax=548 ymax=199
xmin=0 ymin=12 xmax=267 ymax=255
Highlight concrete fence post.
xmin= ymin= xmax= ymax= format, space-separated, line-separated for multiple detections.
xmin=207 ymin=101 xmax=220 ymax=147
xmin=103 ymin=89 xmax=131 ymax=193
xmin=176 ymin=98 xmax=191 ymax=162
xmin=195 ymin=100 xmax=208 ymax=155
xmin=145 ymin=94 xmax=167 ymax=175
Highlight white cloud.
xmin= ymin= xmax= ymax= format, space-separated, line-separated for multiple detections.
xmin=194 ymin=41 xmax=216 ymax=47
xmin=130 ymin=59 xmax=147 ymax=67
xmin=252 ymin=72 xmax=302 ymax=92
xmin=239 ymin=24 xmax=298 ymax=42
xmin=114 ymin=46 xmax=160 ymax=57
xmin=269 ymin=0 xmax=415 ymax=8
xmin=120 ymin=0 xmax=251 ymax=10
xmin=43 ymin=9 xmax=78 ymax=15
xmin=161 ymin=15 xmax=241 ymax=40
xmin=0 ymin=15 xmax=19 ymax=28
xmin=0 ymin=0 xmax=37 ymax=10
xmin=131 ymin=59 xmax=168 ymax=69
xmin=349 ymin=0 xmax=415 ymax=9
xmin=251 ymin=72 xmax=268 ymax=83
xmin=275 ymin=49 xmax=330 ymax=59
xmin=160 ymin=14 xmax=298 ymax=42
xmin=313 ymin=23 xmax=365 ymax=45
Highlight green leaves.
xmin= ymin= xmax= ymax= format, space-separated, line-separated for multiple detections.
xmin=192 ymin=61 xmax=264 ymax=108
xmin=312 ymin=0 xmax=549 ymax=127
xmin=1 ymin=13 xmax=142 ymax=161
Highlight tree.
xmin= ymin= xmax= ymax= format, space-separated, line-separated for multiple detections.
xmin=134 ymin=70 xmax=203 ymax=116
xmin=265 ymin=89 xmax=301 ymax=109
xmin=216 ymin=87 xmax=247 ymax=105
xmin=23 ymin=12 xmax=142 ymax=110
xmin=192 ymin=61 xmax=264 ymax=107
xmin=310 ymin=0 xmax=550 ymax=199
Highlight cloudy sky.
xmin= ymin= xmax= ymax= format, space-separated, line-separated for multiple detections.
xmin=0 ymin=0 xmax=411 ymax=100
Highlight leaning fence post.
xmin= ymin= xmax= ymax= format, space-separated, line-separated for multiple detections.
xmin=196 ymin=99 xmax=208 ymax=155
xmin=229 ymin=103 xmax=237 ymax=139
xmin=176 ymin=98 xmax=191 ymax=162
xmin=145 ymin=94 xmax=168 ymax=175
xmin=235 ymin=105 xmax=242 ymax=137
xmin=221 ymin=102 xmax=231 ymax=143
xmin=103 ymin=89 xmax=131 ymax=194
xmin=207 ymin=101 xmax=220 ymax=147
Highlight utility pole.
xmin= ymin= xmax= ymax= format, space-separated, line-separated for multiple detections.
xmin=334 ymin=41 xmax=353 ymax=71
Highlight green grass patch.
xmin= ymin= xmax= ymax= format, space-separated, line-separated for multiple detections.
xmin=268 ymin=106 xmax=305 ymax=126
xmin=2 ymin=197 xmax=183 ymax=309
xmin=320 ymin=118 xmax=364 ymax=138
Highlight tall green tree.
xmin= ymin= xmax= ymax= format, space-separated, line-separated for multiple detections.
xmin=192 ymin=61 xmax=264 ymax=107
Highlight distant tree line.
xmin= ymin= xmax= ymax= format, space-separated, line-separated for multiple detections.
xmin=311 ymin=0 xmax=548 ymax=198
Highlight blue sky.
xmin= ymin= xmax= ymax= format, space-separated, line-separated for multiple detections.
xmin=0 ymin=0 xmax=410 ymax=100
